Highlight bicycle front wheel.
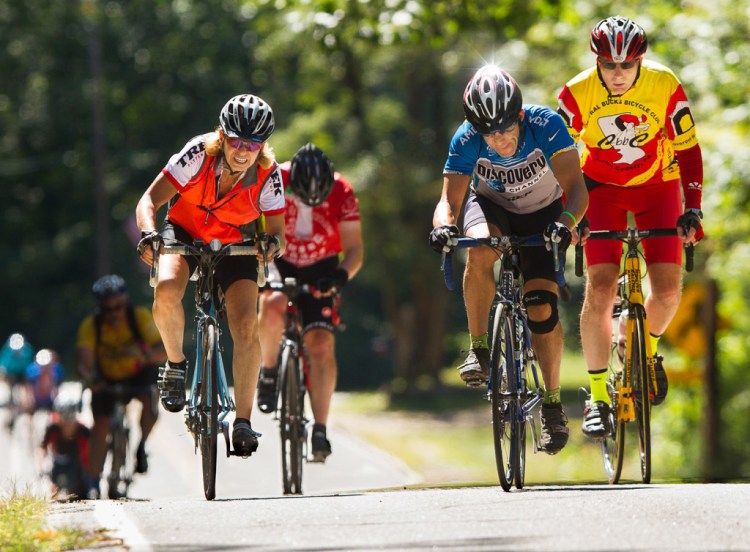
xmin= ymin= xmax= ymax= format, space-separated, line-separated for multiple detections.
xmin=489 ymin=303 xmax=521 ymax=492
xmin=106 ymin=416 xmax=130 ymax=499
xmin=199 ymin=321 xmax=218 ymax=500
xmin=631 ymin=306 xmax=651 ymax=483
xmin=279 ymin=345 xmax=303 ymax=495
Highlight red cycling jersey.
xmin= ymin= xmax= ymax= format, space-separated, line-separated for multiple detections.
xmin=279 ymin=161 xmax=360 ymax=268
xmin=162 ymin=133 xmax=285 ymax=244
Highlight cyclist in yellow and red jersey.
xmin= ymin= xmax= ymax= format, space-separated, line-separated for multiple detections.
xmin=557 ymin=16 xmax=705 ymax=439
xmin=135 ymin=94 xmax=285 ymax=458
xmin=256 ymin=143 xmax=363 ymax=462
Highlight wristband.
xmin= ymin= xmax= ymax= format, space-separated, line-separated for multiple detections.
xmin=560 ymin=211 xmax=577 ymax=226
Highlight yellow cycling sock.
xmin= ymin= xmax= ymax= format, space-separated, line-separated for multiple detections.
xmin=649 ymin=333 xmax=661 ymax=356
xmin=470 ymin=333 xmax=488 ymax=350
xmin=588 ymin=369 xmax=611 ymax=404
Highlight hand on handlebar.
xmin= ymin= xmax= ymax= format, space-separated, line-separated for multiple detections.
xmin=315 ymin=267 xmax=348 ymax=297
xmin=429 ymin=225 xmax=460 ymax=253
xmin=137 ymin=231 xmax=162 ymax=265
xmin=543 ymin=222 xmax=572 ymax=252
xmin=676 ymin=210 xmax=703 ymax=245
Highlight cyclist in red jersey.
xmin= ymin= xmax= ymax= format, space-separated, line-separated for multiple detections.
xmin=557 ymin=16 xmax=704 ymax=439
xmin=135 ymin=94 xmax=285 ymax=457
xmin=256 ymin=144 xmax=363 ymax=462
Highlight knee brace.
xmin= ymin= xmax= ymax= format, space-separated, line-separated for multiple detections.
xmin=523 ymin=290 xmax=559 ymax=334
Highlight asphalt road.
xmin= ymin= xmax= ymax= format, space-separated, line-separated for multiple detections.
xmin=3 ymin=383 xmax=750 ymax=551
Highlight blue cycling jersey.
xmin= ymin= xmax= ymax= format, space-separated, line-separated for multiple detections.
xmin=443 ymin=105 xmax=576 ymax=214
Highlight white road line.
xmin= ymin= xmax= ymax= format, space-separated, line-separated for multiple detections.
xmin=93 ymin=500 xmax=152 ymax=552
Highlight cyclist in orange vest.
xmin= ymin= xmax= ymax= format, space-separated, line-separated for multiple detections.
xmin=135 ymin=94 xmax=285 ymax=457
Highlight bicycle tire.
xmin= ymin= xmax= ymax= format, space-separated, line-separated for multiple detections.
xmin=107 ymin=410 xmax=130 ymax=499
xmin=200 ymin=321 xmax=218 ymax=500
xmin=601 ymin=378 xmax=626 ymax=484
xmin=280 ymin=344 xmax=303 ymax=495
xmin=514 ymin=318 xmax=528 ymax=490
xmin=489 ymin=303 xmax=520 ymax=492
xmin=631 ymin=306 xmax=651 ymax=483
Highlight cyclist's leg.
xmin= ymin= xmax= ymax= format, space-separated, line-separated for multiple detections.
xmin=459 ymin=194 xmax=503 ymax=385
xmin=152 ymin=254 xmax=191 ymax=364
xmin=132 ymin=368 xmax=159 ymax=473
xmin=257 ymin=284 xmax=287 ymax=413
xmin=633 ymin=181 xmax=683 ymax=404
xmin=304 ymin=327 xmax=336 ymax=459
xmin=88 ymin=387 xmax=114 ymax=498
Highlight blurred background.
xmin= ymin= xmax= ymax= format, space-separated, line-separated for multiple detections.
xmin=1 ymin=0 xmax=748 ymax=482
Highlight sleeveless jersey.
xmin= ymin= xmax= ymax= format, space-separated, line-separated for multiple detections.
xmin=557 ymin=59 xmax=699 ymax=187
xmin=279 ymin=161 xmax=361 ymax=268
xmin=443 ymin=105 xmax=575 ymax=214
xmin=162 ymin=133 xmax=285 ymax=244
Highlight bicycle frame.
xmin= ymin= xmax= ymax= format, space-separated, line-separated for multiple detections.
xmin=576 ymin=227 xmax=694 ymax=484
xmin=443 ymin=235 xmax=565 ymax=491
xmin=151 ymin=235 xmax=266 ymax=499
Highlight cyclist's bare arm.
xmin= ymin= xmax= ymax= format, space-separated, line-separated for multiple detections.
xmin=433 ymin=173 xmax=471 ymax=228
xmin=262 ymin=213 xmax=286 ymax=260
xmin=550 ymin=149 xmax=589 ymax=246
xmin=338 ymin=219 xmax=364 ymax=280
xmin=135 ymin=173 xmax=178 ymax=265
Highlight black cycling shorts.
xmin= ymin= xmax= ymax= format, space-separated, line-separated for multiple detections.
xmin=463 ymin=193 xmax=563 ymax=283
xmin=162 ymin=221 xmax=260 ymax=293
xmin=91 ymin=366 xmax=158 ymax=418
xmin=274 ymin=256 xmax=339 ymax=333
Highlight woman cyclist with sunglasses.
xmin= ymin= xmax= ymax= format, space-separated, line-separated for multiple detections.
xmin=135 ymin=94 xmax=286 ymax=457
xmin=557 ymin=17 xmax=705 ymax=440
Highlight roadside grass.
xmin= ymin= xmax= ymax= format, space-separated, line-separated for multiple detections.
xmin=0 ymin=490 xmax=106 ymax=552
xmin=335 ymin=350 xmax=685 ymax=486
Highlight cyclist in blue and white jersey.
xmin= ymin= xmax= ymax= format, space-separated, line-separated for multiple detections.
xmin=430 ymin=64 xmax=589 ymax=454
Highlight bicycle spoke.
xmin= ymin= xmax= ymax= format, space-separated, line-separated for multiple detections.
xmin=199 ymin=322 xmax=218 ymax=500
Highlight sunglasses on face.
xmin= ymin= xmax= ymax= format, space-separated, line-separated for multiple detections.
xmin=482 ymin=119 xmax=520 ymax=137
xmin=225 ymin=138 xmax=263 ymax=152
xmin=598 ymin=58 xmax=638 ymax=71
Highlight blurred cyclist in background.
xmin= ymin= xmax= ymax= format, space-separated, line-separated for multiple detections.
xmin=0 ymin=332 xmax=35 ymax=430
xmin=25 ymin=349 xmax=65 ymax=415
xmin=39 ymin=393 xmax=91 ymax=500
xmin=76 ymin=274 xmax=166 ymax=498
xmin=257 ymin=143 xmax=363 ymax=462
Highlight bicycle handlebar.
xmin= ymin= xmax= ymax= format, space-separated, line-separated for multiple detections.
xmin=441 ymin=235 xmax=568 ymax=298
xmin=149 ymin=236 xmax=270 ymax=288
xmin=574 ymin=227 xmax=694 ymax=277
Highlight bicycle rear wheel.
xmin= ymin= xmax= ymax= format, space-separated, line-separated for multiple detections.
xmin=280 ymin=345 xmax=303 ymax=495
xmin=199 ymin=321 xmax=218 ymax=500
xmin=601 ymin=378 xmax=625 ymax=484
xmin=489 ymin=303 xmax=521 ymax=492
xmin=631 ymin=306 xmax=651 ymax=483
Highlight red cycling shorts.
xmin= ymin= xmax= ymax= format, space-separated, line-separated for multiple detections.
xmin=585 ymin=179 xmax=683 ymax=267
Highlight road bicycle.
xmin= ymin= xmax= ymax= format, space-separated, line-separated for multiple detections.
xmin=104 ymin=383 xmax=154 ymax=499
xmin=264 ymin=278 xmax=315 ymax=495
xmin=575 ymin=227 xmax=694 ymax=484
xmin=442 ymin=235 xmax=566 ymax=491
xmin=150 ymin=234 xmax=271 ymax=500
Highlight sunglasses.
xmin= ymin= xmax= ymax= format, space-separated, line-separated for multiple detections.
xmin=482 ymin=119 xmax=520 ymax=137
xmin=598 ymin=58 xmax=638 ymax=71
xmin=100 ymin=302 xmax=126 ymax=313
xmin=226 ymin=138 xmax=263 ymax=152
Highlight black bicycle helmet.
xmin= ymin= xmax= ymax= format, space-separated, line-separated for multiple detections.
xmin=590 ymin=16 xmax=648 ymax=63
xmin=463 ymin=65 xmax=523 ymax=134
xmin=289 ymin=143 xmax=335 ymax=206
xmin=219 ymin=94 xmax=275 ymax=142
xmin=92 ymin=274 xmax=127 ymax=301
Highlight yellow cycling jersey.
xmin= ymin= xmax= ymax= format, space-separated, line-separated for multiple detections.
xmin=76 ymin=306 xmax=161 ymax=381
xmin=557 ymin=59 xmax=699 ymax=187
